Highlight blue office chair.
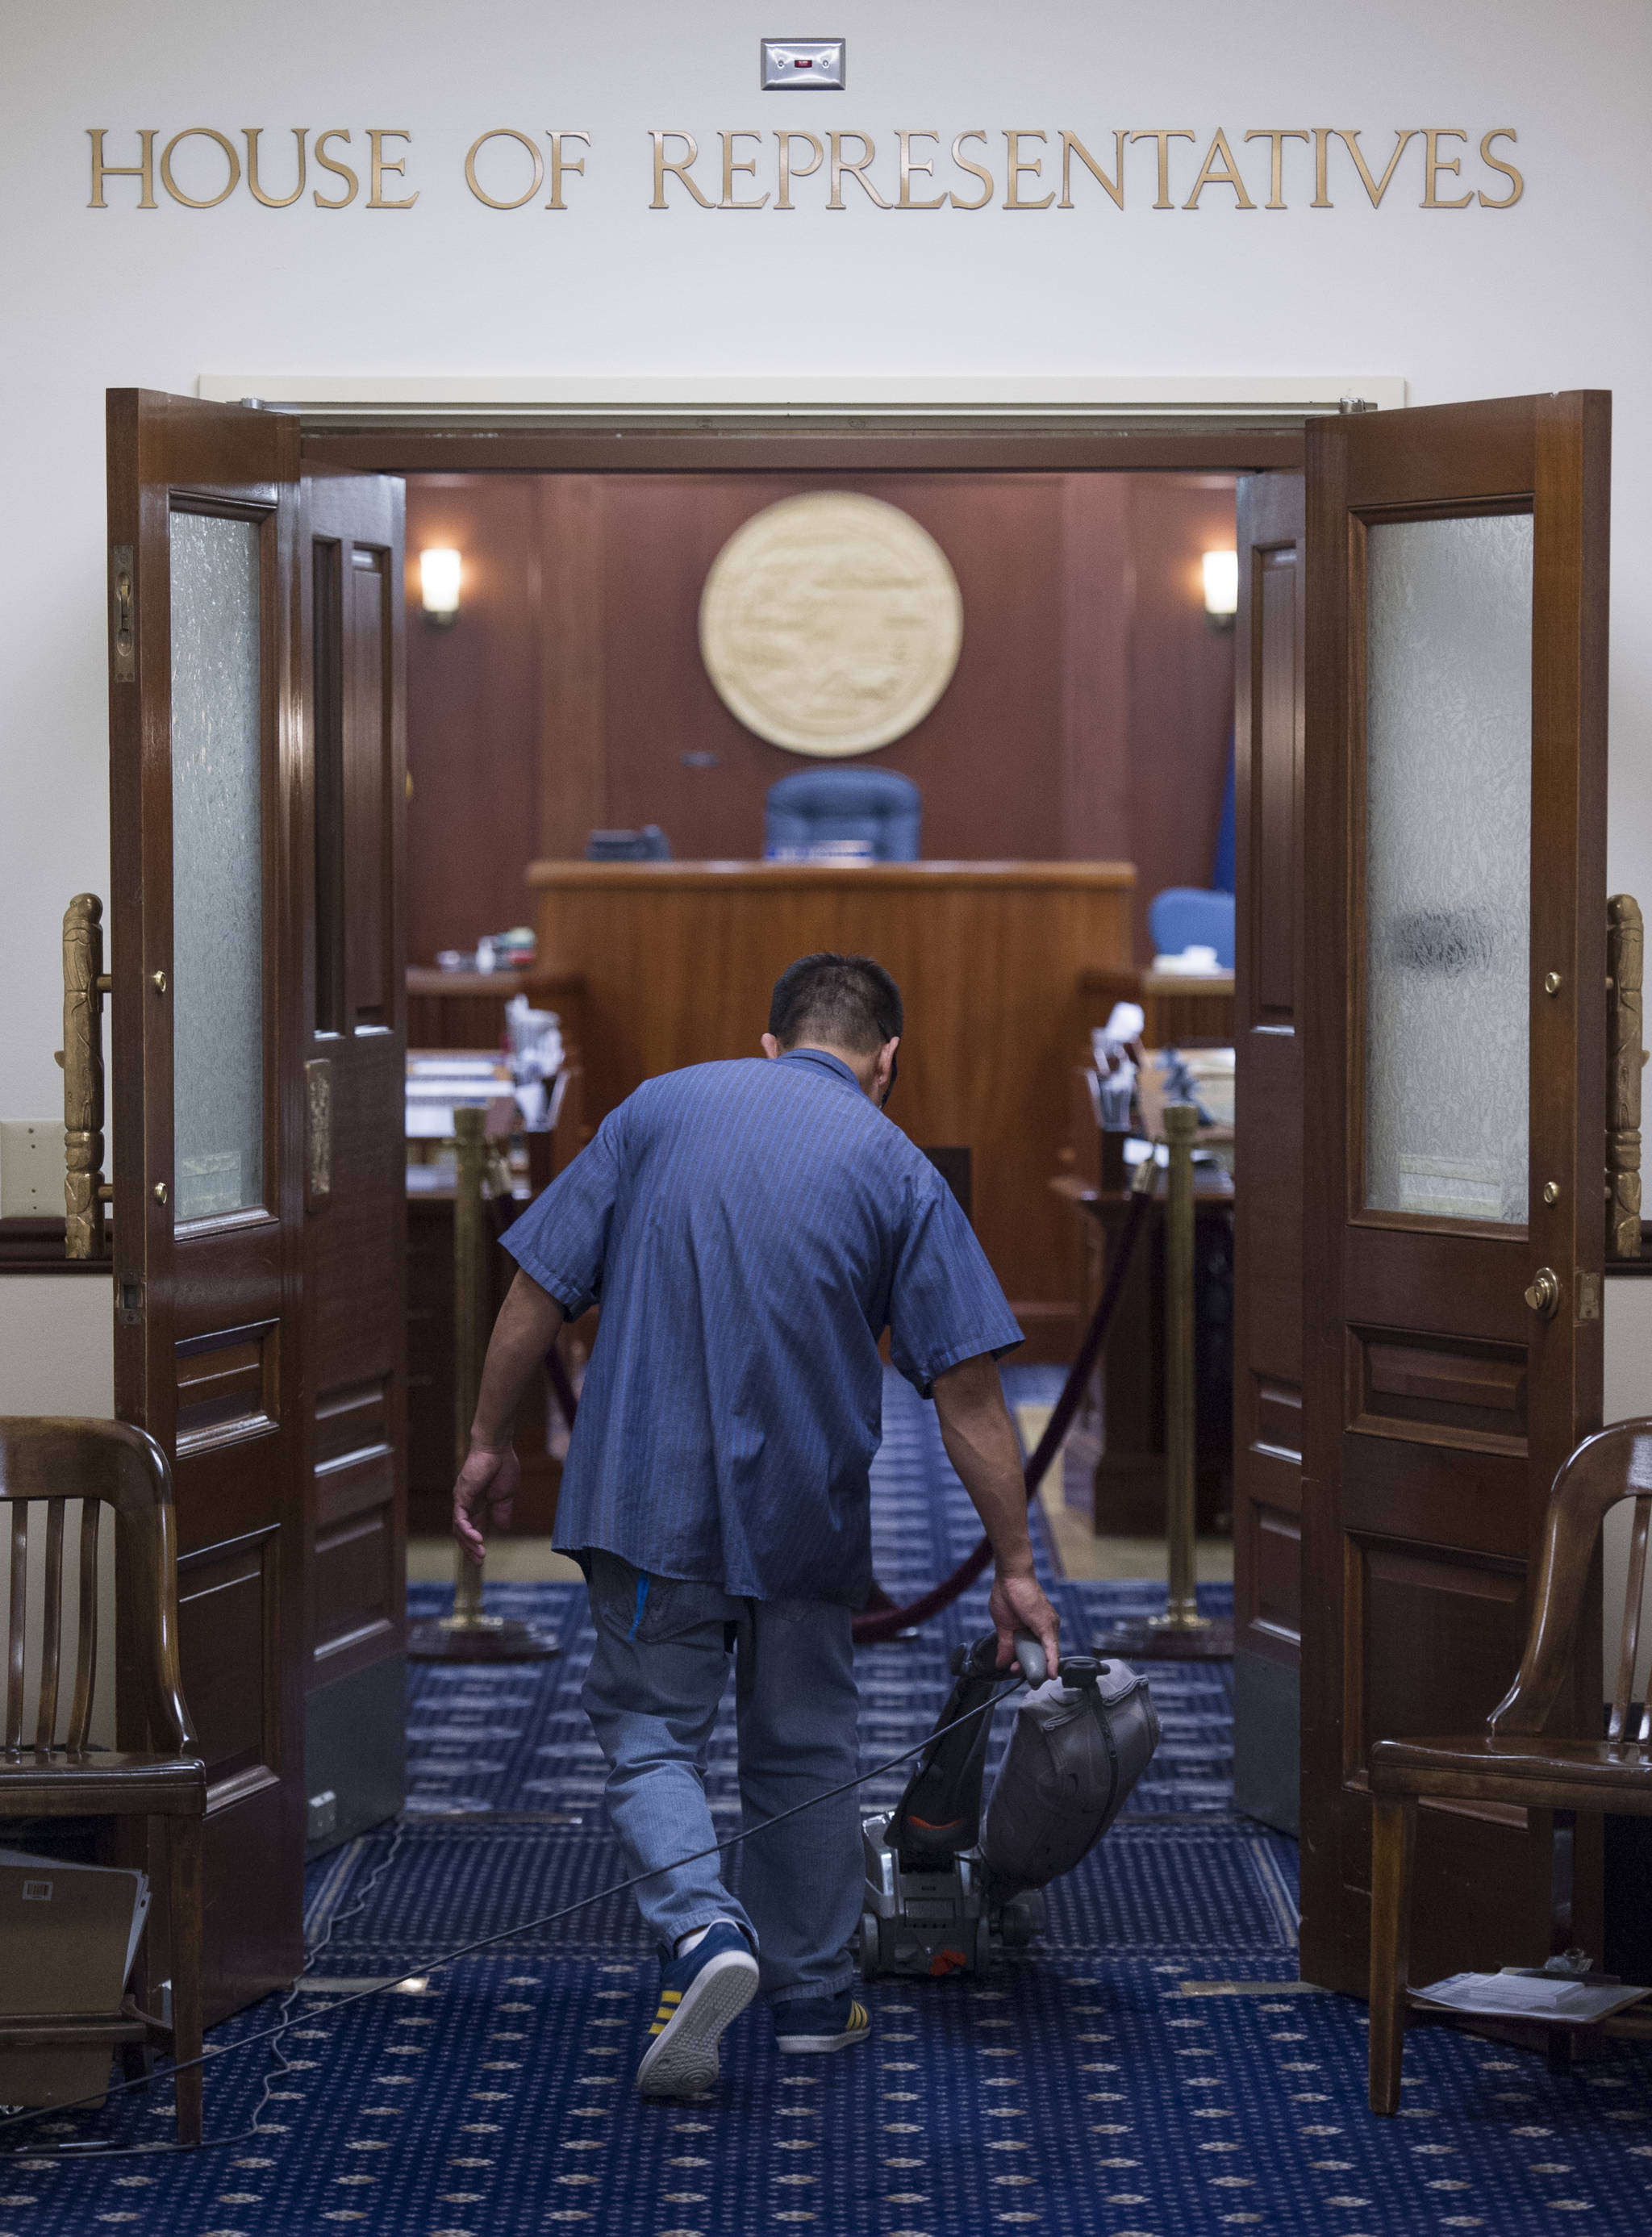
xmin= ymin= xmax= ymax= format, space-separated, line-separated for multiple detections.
xmin=1149 ymin=887 xmax=1236 ymax=970
xmin=765 ymin=767 xmax=921 ymax=862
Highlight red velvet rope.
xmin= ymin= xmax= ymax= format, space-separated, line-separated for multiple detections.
xmin=851 ymin=1179 xmax=1155 ymax=1644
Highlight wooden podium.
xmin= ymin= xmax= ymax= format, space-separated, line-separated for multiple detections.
xmin=527 ymin=859 xmax=1135 ymax=1353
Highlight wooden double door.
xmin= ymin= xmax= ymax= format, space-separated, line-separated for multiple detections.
xmin=1231 ymin=394 xmax=1612 ymax=1990
xmin=106 ymin=393 xmax=408 ymax=2018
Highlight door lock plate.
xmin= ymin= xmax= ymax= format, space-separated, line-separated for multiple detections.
xmin=111 ymin=545 xmax=135 ymax=683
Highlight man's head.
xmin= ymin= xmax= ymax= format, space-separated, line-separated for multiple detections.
xmin=761 ymin=952 xmax=903 ymax=1106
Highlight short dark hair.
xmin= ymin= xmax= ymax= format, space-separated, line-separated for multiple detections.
xmin=768 ymin=953 xmax=903 ymax=1054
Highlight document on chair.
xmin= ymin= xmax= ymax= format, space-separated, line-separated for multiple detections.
xmin=1414 ymin=1970 xmax=1651 ymax=2024
xmin=0 ymin=1847 xmax=151 ymax=2007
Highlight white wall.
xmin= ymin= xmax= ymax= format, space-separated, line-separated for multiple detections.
xmin=2 ymin=0 xmax=1647 ymax=1451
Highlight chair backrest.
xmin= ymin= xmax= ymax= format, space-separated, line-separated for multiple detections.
xmin=765 ymin=767 xmax=921 ymax=862
xmin=0 ymin=1417 xmax=194 ymax=1757
xmin=1147 ymin=887 xmax=1236 ymax=969
xmin=1488 ymin=1417 xmax=1652 ymax=1740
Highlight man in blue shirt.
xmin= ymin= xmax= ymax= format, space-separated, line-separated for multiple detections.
xmin=453 ymin=952 xmax=1059 ymax=2099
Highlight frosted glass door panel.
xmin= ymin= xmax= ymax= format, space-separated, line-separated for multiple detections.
xmin=170 ymin=511 xmax=265 ymax=1224
xmin=1364 ymin=512 xmax=1532 ymax=1225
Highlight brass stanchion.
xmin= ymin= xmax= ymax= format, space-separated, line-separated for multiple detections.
xmin=1149 ymin=1103 xmax=1222 ymax=1644
xmin=408 ymin=1106 xmax=558 ymax=1663
xmin=1095 ymin=1102 xmax=1233 ymax=1663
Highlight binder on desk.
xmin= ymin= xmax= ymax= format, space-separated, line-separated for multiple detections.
xmin=0 ymin=1848 xmax=150 ymax=2109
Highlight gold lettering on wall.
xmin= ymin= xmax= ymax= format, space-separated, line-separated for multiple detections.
xmin=651 ymin=130 xmax=713 ymax=208
xmin=720 ymin=130 xmax=769 ymax=209
xmin=161 ymin=127 xmax=241 ymax=208
xmin=368 ymin=129 xmax=417 ymax=209
xmin=1003 ymin=131 xmax=1054 ymax=210
xmin=77 ymin=119 xmax=1530 ymax=216
xmin=948 ymin=130 xmax=992 ymax=210
xmin=1183 ymin=127 xmax=1255 ymax=209
xmin=312 ymin=128 xmax=359 ymax=208
xmin=1421 ymin=127 xmax=1473 ymax=207
xmin=245 ymin=127 xmax=307 ymax=208
xmin=829 ymin=132 xmax=891 ymax=209
xmin=1479 ymin=129 xmax=1522 ymax=207
xmin=775 ymin=131 xmax=824 ymax=210
xmin=549 ymin=132 xmax=590 ymax=210
xmin=465 ymin=128 xmax=544 ymax=209
xmin=1334 ymin=127 xmax=1417 ymax=209
xmin=1058 ymin=130 xmax=1126 ymax=210
xmin=1130 ymin=129 xmax=1195 ymax=209
xmin=1245 ymin=128 xmax=1309 ymax=210
xmin=896 ymin=131 xmax=945 ymax=210
xmin=88 ymin=128 xmax=157 ymax=209
xmin=1312 ymin=125 xmax=1335 ymax=207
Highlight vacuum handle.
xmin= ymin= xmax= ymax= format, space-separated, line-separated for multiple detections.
xmin=1013 ymin=1631 xmax=1049 ymax=1686
xmin=1013 ymin=1632 xmax=1107 ymax=1691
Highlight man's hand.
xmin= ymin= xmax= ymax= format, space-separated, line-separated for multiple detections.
xmin=453 ymin=1440 xmax=521 ymax=1566
xmin=450 ymin=1269 xmax=566 ymax=1563
xmin=931 ymin=1352 xmax=1060 ymax=1678
xmin=989 ymin=1564 xmax=1061 ymax=1679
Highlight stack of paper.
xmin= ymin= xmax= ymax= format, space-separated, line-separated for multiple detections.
xmin=1414 ymin=1969 xmax=1651 ymax=2025
xmin=0 ymin=1847 xmax=151 ymax=2109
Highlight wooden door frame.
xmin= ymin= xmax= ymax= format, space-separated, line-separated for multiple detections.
xmin=202 ymin=373 xmax=1405 ymax=475
xmin=296 ymin=427 xmax=1307 ymax=476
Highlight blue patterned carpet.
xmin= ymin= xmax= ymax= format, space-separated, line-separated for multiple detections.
xmin=2 ymin=1369 xmax=1649 ymax=2234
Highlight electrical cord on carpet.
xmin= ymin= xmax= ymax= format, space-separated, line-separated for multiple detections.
xmin=0 ymin=1671 xmax=1029 ymax=2157
xmin=0 ymin=1820 xmax=410 ymax=2166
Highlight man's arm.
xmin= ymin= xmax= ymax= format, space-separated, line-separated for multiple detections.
xmin=931 ymin=1352 xmax=1060 ymax=1673
xmin=452 ymin=1267 xmax=567 ymax=1564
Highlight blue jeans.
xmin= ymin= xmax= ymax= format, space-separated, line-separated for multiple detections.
xmin=580 ymin=1551 xmax=861 ymax=2009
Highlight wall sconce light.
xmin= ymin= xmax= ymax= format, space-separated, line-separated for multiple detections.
xmin=1202 ymin=549 xmax=1238 ymax=632
xmin=419 ymin=547 xmax=462 ymax=627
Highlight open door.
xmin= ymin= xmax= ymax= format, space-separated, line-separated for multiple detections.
xmin=1231 ymin=471 xmax=1307 ymax=1834
xmin=298 ymin=466 xmax=408 ymax=1850
xmin=1300 ymin=393 xmax=1610 ymax=1993
xmin=106 ymin=391 xmax=306 ymax=2018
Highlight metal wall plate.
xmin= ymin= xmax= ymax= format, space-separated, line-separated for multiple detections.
xmin=761 ymin=38 xmax=845 ymax=90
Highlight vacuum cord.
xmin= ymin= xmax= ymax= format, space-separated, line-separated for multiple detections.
xmin=1 ymin=1671 xmax=1028 ymax=2156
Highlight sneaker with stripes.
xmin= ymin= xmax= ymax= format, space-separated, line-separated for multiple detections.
xmin=773 ymin=1990 xmax=872 ymax=2055
xmin=635 ymin=1921 xmax=759 ymax=2099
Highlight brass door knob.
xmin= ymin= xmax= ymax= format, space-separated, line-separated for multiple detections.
xmin=1524 ymin=1266 xmax=1561 ymax=1318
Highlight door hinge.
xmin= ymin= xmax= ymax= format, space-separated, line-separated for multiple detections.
xmin=111 ymin=545 xmax=135 ymax=683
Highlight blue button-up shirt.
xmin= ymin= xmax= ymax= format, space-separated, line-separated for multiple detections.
xmin=501 ymin=1049 xmax=1023 ymax=1605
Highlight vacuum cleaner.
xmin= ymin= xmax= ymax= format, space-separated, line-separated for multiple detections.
xmin=857 ymin=1632 xmax=1160 ymax=1978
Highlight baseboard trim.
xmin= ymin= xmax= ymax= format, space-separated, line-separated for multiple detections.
xmin=1233 ymin=1646 xmax=1299 ymax=1837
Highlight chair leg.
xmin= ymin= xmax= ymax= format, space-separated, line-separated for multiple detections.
xmin=168 ymin=1813 xmax=205 ymax=2148
xmin=1368 ymin=1793 xmax=1416 ymax=2116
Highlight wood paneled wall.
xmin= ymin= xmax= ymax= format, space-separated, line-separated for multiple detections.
xmin=404 ymin=473 xmax=1235 ymax=966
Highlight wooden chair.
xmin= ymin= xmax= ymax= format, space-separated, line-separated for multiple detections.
xmin=1368 ymin=1417 xmax=1652 ymax=2114
xmin=0 ymin=1419 xmax=206 ymax=2144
